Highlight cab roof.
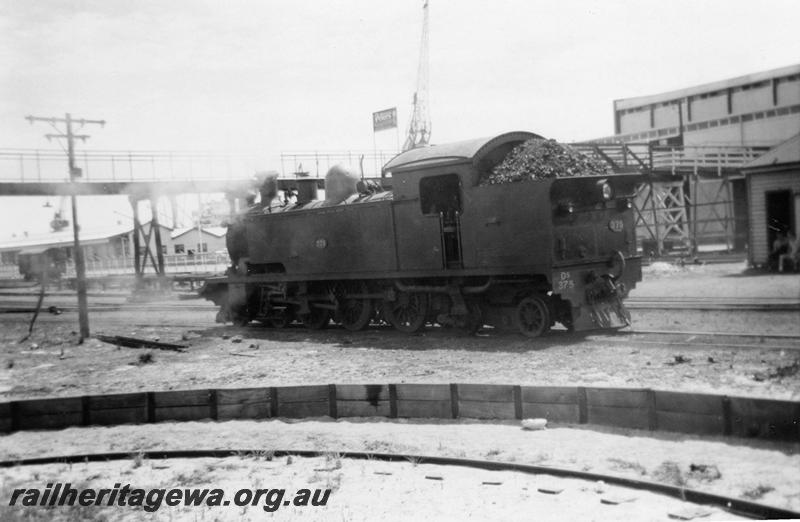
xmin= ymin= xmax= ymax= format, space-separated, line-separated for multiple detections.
xmin=382 ymin=131 xmax=544 ymax=173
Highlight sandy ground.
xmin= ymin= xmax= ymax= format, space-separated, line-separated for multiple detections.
xmin=0 ymin=455 xmax=748 ymax=522
xmin=631 ymin=261 xmax=800 ymax=300
xmin=0 ymin=262 xmax=798 ymax=520
xmin=3 ymin=419 xmax=798 ymax=519
xmin=2 ymin=308 xmax=799 ymax=401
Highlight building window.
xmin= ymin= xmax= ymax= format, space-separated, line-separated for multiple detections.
xmin=161 ymin=245 xmax=167 ymax=254
xmin=174 ymin=244 xmax=185 ymax=254
xmin=197 ymin=243 xmax=208 ymax=253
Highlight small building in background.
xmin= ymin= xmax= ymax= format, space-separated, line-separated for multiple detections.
xmin=0 ymin=221 xmax=175 ymax=278
xmin=170 ymin=226 xmax=227 ymax=255
xmin=742 ymin=134 xmax=800 ymax=267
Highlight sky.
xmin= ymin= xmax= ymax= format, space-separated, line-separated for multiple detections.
xmin=1 ymin=0 xmax=799 ymax=239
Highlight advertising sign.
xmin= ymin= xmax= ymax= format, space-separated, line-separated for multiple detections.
xmin=372 ymin=107 xmax=397 ymax=131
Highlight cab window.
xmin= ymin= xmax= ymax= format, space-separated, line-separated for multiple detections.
xmin=419 ymin=174 xmax=461 ymax=215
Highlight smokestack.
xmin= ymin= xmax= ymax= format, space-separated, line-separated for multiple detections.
xmin=295 ymin=179 xmax=318 ymax=205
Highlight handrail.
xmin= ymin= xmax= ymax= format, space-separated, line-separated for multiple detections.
xmin=571 ymin=143 xmax=768 ymax=173
xmin=0 ymin=143 xmax=770 ymax=183
xmin=0 ymin=148 xmax=398 ymax=182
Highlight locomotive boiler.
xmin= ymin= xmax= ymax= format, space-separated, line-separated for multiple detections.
xmin=201 ymin=131 xmax=642 ymax=337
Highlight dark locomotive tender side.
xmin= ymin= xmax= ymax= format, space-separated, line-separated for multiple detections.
xmin=202 ymin=131 xmax=642 ymax=337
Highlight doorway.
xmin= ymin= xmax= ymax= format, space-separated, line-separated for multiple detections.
xmin=765 ymin=189 xmax=793 ymax=248
xmin=419 ymin=174 xmax=463 ymax=268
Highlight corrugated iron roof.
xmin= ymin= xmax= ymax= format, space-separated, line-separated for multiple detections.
xmin=0 ymin=220 xmax=171 ymax=252
xmin=744 ymin=133 xmax=800 ymax=170
xmin=614 ymin=63 xmax=800 ymax=111
xmin=171 ymin=226 xmax=227 ymax=240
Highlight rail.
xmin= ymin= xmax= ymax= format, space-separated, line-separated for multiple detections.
xmin=2 ymin=449 xmax=795 ymax=520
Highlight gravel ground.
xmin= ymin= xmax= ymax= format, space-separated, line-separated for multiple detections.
xmin=0 ymin=262 xmax=798 ymax=520
xmin=0 ymin=454 xmax=750 ymax=521
xmin=2 ymin=419 xmax=798 ymax=515
xmin=1 ymin=308 xmax=798 ymax=401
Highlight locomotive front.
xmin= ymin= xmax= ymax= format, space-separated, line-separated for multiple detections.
xmin=547 ymin=174 xmax=642 ymax=332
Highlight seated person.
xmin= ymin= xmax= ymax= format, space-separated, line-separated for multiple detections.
xmin=769 ymin=231 xmax=789 ymax=271
xmin=778 ymin=231 xmax=799 ymax=273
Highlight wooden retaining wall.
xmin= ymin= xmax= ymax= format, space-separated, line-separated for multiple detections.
xmin=1 ymin=385 xmax=798 ymax=442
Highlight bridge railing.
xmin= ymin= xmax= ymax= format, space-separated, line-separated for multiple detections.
xmin=279 ymin=150 xmax=399 ymax=178
xmin=0 ymin=149 xmax=401 ymax=183
xmin=0 ymin=149 xmax=277 ymax=183
xmin=650 ymin=145 xmax=769 ymax=174
xmin=570 ymin=143 xmax=652 ymax=171
xmin=571 ymin=143 xmax=768 ymax=174
xmin=1 ymin=144 xmax=769 ymax=184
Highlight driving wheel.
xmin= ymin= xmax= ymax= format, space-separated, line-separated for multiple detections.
xmin=516 ymin=295 xmax=550 ymax=338
xmin=382 ymin=291 xmax=428 ymax=333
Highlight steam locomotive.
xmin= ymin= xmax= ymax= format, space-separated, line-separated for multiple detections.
xmin=201 ymin=131 xmax=642 ymax=337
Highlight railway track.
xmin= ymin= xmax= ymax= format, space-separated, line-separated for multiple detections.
xmin=626 ymin=296 xmax=800 ymax=312
xmin=1 ymin=449 xmax=796 ymax=520
xmin=1 ymin=295 xmax=798 ymax=347
xmin=1 ymin=294 xmax=798 ymax=313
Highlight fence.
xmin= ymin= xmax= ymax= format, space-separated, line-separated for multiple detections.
xmin=1 ymin=383 xmax=797 ymax=442
xmin=64 ymin=253 xmax=230 ymax=277
xmin=0 ymin=253 xmax=230 ymax=281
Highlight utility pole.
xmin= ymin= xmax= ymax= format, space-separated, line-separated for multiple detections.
xmin=26 ymin=113 xmax=105 ymax=341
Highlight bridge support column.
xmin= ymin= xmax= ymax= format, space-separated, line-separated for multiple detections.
xmin=150 ymin=197 xmax=166 ymax=279
xmin=129 ymin=196 xmax=143 ymax=286
xmin=169 ymin=195 xmax=179 ymax=229
xmin=649 ymin=179 xmax=662 ymax=256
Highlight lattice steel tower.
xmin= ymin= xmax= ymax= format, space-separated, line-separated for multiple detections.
xmin=402 ymin=0 xmax=431 ymax=151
